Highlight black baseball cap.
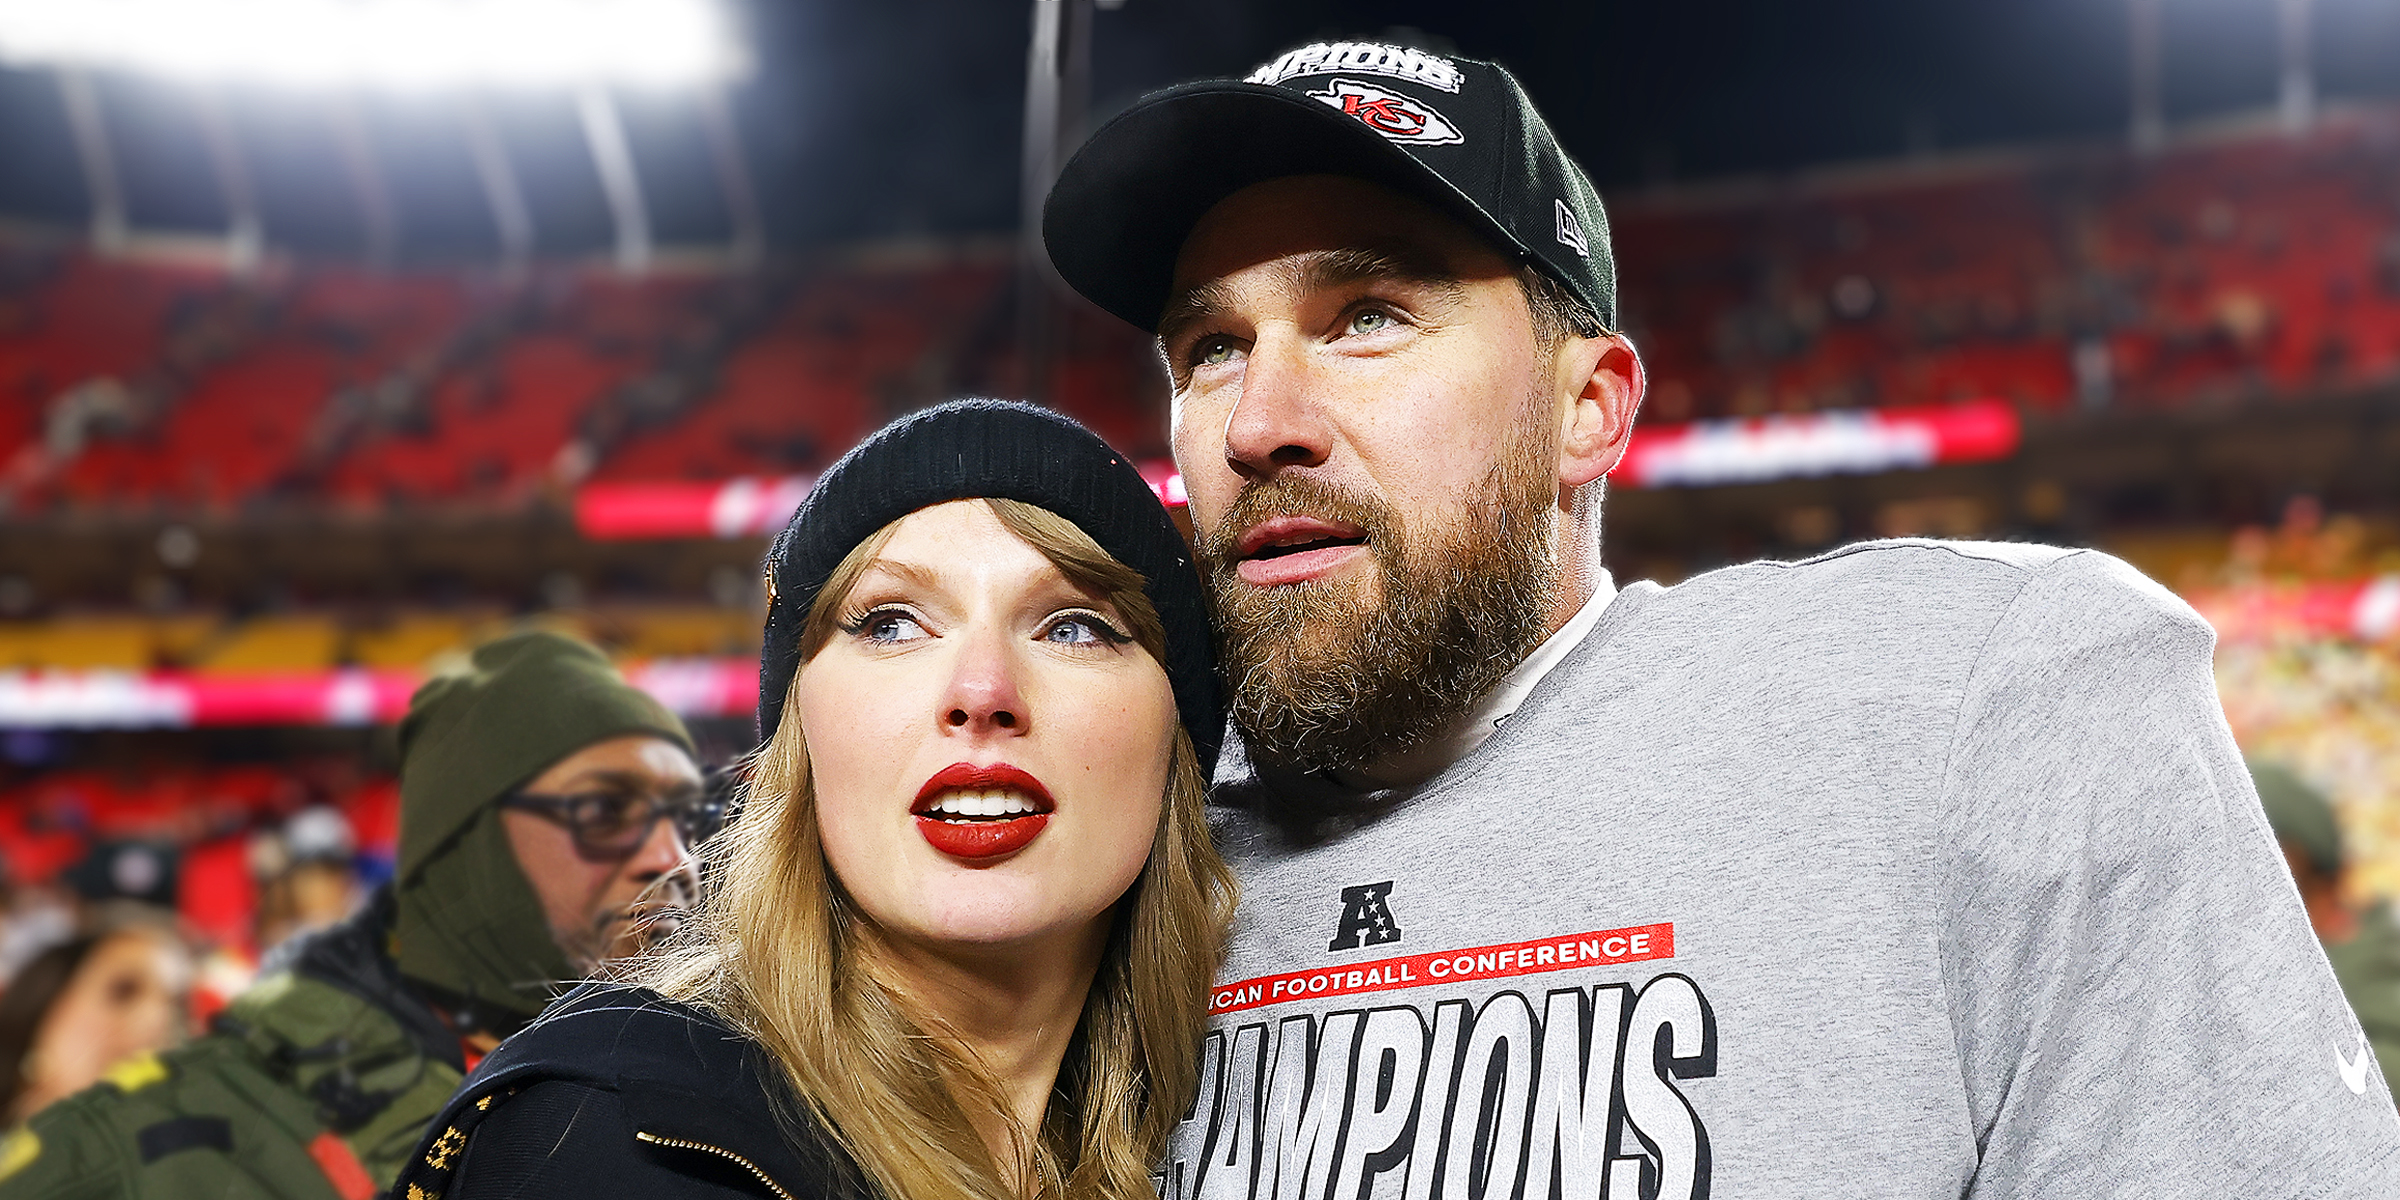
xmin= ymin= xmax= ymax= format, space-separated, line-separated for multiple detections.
xmin=1044 ymin=40 xmax=1616 ymax=335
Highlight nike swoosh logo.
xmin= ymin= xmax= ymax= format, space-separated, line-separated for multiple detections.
xmin=2337 ymin=1035 xmax=2373 ymax=1096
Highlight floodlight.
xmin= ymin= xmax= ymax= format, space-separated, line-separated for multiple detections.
xmin=0 ymin=0 xmax=745 ymax=89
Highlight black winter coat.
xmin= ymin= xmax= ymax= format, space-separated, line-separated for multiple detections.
xmin=392 ymin=984 xmax=873 ymax=1200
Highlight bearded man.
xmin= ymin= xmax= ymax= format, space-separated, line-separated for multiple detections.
xmin=0 ymin=631 xmax=712 ymax=1199
xmin=1044 ymin=41 xmax=2400 ymax=1197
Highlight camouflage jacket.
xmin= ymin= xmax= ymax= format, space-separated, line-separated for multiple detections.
xmin=0 ymin=888 xmax=469 ymax=1200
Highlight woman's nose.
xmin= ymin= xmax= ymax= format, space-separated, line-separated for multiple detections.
xmin=941 ymin=632 xmax=1027 ymax=735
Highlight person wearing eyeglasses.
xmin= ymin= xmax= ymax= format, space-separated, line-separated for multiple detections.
xmin=0 ymin=630 xmax=706 ymax=1200
xmin=492 ymin=721 xmax=716 ymax=978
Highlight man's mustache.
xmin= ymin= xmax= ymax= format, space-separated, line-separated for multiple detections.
xmin=1201 ymin=475 xmax=1400 ymax=565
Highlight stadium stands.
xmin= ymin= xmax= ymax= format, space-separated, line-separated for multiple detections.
xmin=7 ymin=110 xmax=2398 ymax=524
xmin=0 ymin=754 xmax=398 ymax=959
xmin=0 ymin=609 xmax=755 ymax=676
xmin=0 ymin=247 xmax=1022 ymax=514
xmin=2 ymin=109 xmax=2397 ymax=692
xmin=1617 ymin=108 xmax=2400 ymax=421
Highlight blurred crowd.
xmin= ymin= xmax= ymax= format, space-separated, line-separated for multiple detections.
xmin=0 ymin=796 xmax=372 ymax=1127
xmin=1622 ymin=111 xmax=2400 ymax=423
xmin=0 ymin=629 xmax=713 ymax=1196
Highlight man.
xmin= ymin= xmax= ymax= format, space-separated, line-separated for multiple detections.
xmin=0 ymin=631 xmax=711 ymax=1199
xmin=1043 ymin=41 xmax=2400 ymax=1196
xmin=2254 ymin=760 xmax=2400 ymax=1103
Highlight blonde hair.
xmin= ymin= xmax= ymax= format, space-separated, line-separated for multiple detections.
xmin=639 ymin=498 xmax=1234 ymax=1200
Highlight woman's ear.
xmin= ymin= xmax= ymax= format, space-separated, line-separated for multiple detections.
xmin=1558 ymin=333 xmax=1646 ymax=488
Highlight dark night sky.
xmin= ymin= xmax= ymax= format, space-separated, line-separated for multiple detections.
xmin=6 ymin=0 xmax=2400 ymax=258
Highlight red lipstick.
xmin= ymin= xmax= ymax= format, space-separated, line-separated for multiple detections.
xmin=911 ymin=763 xmax=1055 ymax=861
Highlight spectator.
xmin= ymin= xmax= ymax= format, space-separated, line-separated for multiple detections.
xmin=248 ymin=806 xmax=362 ymax=957
xmin=0 ymin=631 xmax=710 ymax=1198
xmin=0 ymin=910 xmax=191 ymax=1126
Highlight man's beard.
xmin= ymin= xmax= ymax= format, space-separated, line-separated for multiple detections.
xmin=1198 ymin=421 xmax=1562 ymax=777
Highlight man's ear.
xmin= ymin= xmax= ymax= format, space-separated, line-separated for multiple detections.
xmin=1558 ymin=333 xmax=1645 ymax=488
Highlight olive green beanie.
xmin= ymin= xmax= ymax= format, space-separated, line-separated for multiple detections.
xmin=393 ymin=630 xmax=693 ymax=1029
xmin=2251 ymin=760 xmax=2343 ymax=879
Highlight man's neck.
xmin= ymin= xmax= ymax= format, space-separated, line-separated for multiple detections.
xmin=1549 ymin=547 xmax=1603 ymax=639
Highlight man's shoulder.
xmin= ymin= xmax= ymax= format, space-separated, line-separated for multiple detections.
xmin=1665 ymin=537 xmax=2127 ymax=605
xmin=222 ymin=968 xmax=402 ymax=1048
xmin=1616 ymin=538 xmax=2197 ymax=649
xmin=215 ymin=965 xmax=454 ymax=1111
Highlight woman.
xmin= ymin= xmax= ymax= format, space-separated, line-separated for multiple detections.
xmin=397 ymin=400 xmax=1234 ymax=1200
xmin=0 ymin=910 xmax=192 ymax=1125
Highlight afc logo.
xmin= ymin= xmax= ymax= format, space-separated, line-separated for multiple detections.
xmin=1307 ymin=80 xmax=1465 ymax=146
xmin=1327 ymin=881 xmax=1403 ymax=951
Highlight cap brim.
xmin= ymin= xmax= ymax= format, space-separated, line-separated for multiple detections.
xmin=1043 ymin=80 xmax=1526 ymax=332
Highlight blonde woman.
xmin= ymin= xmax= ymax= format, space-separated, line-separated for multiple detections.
xmin=396 ymin=400 xmax=1234 ymax=1200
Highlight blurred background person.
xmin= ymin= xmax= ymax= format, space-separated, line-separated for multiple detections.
xmin=0 ymin=873 xmax=79 ymax=990
xmin=0 ymin=631 xmax=708 ymax=1198
xmin=0 ymin=909 xmax=191 ymax=1126
xmin=2254 ymin=760 xmax=2400 ymax=1102
xmin=246 ymin=805 xmax=362 ymax=959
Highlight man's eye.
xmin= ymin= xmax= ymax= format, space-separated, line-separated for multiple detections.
xmin=1346 ymin=308 xmax=1394 ymax=335
xmin=1194 ymin=336 xmax=1240 ymax=367
xmin=574 ymin=795 xmax=645 ymax=833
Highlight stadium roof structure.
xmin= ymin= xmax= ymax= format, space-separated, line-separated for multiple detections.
xmin=0 ymin=0 xmax=758 ymax=274
xmin=0 ymin=0 xmax=747 ymax=90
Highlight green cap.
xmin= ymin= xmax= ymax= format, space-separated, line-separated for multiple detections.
xmin=2251 ymin=760 xmax=2343 ymax=878
xmin=392 ymin=630 xmax=694 ymax=1028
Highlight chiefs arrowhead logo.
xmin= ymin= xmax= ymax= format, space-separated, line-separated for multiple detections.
xmin=1308 ymin=79 xmax=1464 ymax=146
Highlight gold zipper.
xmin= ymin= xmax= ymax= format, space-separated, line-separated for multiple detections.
xmin=634 ymin=1130 xmax=797 ymax=1200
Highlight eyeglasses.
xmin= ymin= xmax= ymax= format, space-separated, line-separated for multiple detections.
xmin=500 ymin=788 xmax=727 ymax=862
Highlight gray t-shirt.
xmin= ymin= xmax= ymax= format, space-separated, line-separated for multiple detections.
xmin=1168 ymin=539 xmax=2400 ymax=1200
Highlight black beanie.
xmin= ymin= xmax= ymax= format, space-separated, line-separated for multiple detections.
xmin=759 ymin=400 xmax=1221 ymax=772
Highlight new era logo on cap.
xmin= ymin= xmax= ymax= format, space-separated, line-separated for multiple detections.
xmin=1555 ymin=199 xmax=1589 ymax=258
xmin=1310 ymin=79 xmax=1464 ymax=146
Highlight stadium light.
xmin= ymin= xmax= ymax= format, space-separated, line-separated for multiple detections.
xmin=0 ymin=0 xmax=745 ymax=89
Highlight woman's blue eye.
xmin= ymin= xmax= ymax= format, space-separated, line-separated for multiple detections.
xmin=859 ymin=610 xmax=927 ymax=643
xmin=1043 ymin=614 xmax=1122 ymax=646
xmin=1045 ymin=619 xmax=1101 ymax=645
